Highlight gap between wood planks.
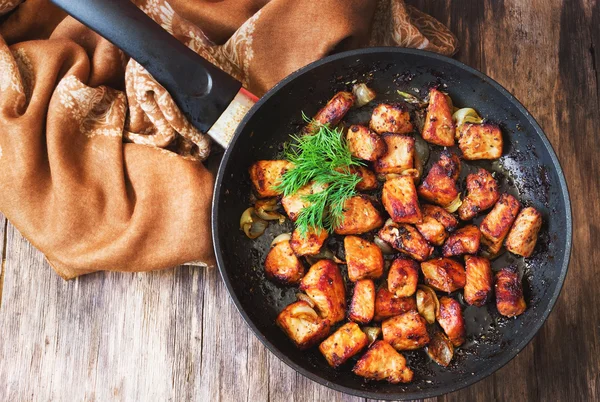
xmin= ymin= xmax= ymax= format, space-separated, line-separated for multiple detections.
xmin=0 ymin=218 xmax=7 ymax=309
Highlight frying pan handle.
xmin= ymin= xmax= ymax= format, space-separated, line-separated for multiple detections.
xmin=51 ymin=0 xmax=253 ymax=147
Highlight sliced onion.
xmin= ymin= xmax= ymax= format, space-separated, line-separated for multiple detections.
xmin=271 ymin=233 xmax=292 ymax=247
xmin=397 ymin=90 xmax=423 ymax=105
xmin=416 ymin=285 xmax=439 ymax=324
xmin=305 ymin=247 xmax=344 ymax=265
xmin=444 ymin=195 xmax=463 ymax=213
xmin=426 ymin=332 xmax=454 ymax=367
xmin=363 ymin=327 xmax=382 ymax=346
xmin=374 ymin=236 xmax=394 ymax=255
xmin=240 ymin=207 xmax=269 ymax=239
xmin=353 ymin=83 xmax=377 ymax=107
xmin=401 ymin=168 xmax=420 ymax=182
xmin=255 ymin=198 xmax=286 ymax=223
xmin=453 ymin=107 xmax=483 ymax=128
xmin=296 ymin=292 xmax=316 ymax=308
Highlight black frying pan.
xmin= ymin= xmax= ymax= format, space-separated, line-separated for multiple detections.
xmin=53 ymin=0 xmax=572 ymax=399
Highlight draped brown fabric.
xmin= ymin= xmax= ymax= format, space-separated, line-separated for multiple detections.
xmin=0 ymin=0 xmax=457 ymax=279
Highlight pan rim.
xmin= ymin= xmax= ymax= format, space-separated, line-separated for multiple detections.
xmin=211 ymin=46 xmax=572 ymax=400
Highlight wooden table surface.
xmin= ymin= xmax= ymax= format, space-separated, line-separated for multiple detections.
xmin=1 ymin=0 xmax=599 ymax=401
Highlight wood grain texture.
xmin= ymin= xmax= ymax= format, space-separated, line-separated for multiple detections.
xmin=1 ymin=0 xmax=599 ymax=401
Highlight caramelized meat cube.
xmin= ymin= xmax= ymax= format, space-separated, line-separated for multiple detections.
xmin=374 ymin=287 xmax=417 ymax=322
xmin=290 ymin=227 xmax=328 ymax=256
xmin=418 ymin=152 xmax=461 ymax=207
xmin=374 ymin=134 xmax=415 ymax=174
xmin=388 ymin=258 xmax=419 ymax=297
xmin=458 ymin=168 xmax=500 ymax=221
xmin=334 ymin=196 xmax=384 ymax=235
xmin=344 ymin=236 xmax=384 ymax=282
xmin=281 ymin=182 xmax=325 ymax=222
xmin=464 ymin=255 xmax=493 ymax=307
xmin=346 ymin=125 xmax=387 ymax=161
xmin=276 ymin=301 xmax=331 ymax=350
xmin=351 ymin=165 xmax=378 ymax=191
xmin=349 ymin=279 xmax=376 ymax=324
xmin=382 ymin=175 xmax=423 ymax=224
xmin=423 ymin=204 xmax=459 ymax=231
xmin=437 ymin=297 xmax=465 ymax=346
xmin=422 ymin=89 xmax=455 ymax=146
xmin=505 ymin=207 xmax=543 ymax=257
xmin=495 ymin=267 xmax=527 ymax=317
xmin=300 ymin=260 xmax=346 ymax=324
xmin=353 ymin=341 xmax=414 ymax=384
xmin=415 ymin=205 xmax=458 ymax=246
xmin=249 ymin=160 xmax=293 ymax=198
xmin=370 ymin=103 xmax=413 ymax=134
xmin=377 ymin=221 xmax=433 ymax=261
xmin=421 ymin=258 xmax=466 ymax=293
xmin=319 ymin=322 xmax=369 ymax=368
xmin=304 ymin=91 xmax=355 ymax=133
xmin=480 ymin=194 xmax=521 ymax=255
xmin=442 ymin=225 xmax=481 ymax=257
xmin=457 ymin=123 xmax=503 ymax=160
xmin=382 ymin=310 xmax=430 ymax=351
xmin=265 ymin=240 xmax=305 ymax=285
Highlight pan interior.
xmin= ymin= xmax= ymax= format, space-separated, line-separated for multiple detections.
xmin=213 ymin=49 xmax=570 ymax=399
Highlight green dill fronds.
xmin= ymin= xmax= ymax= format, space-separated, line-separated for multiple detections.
xmin=275 ymin=121 xmax=364 ymax=236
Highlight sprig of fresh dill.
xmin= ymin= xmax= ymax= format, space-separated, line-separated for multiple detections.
xmin=275 ymin=118 xmax=364 ymax=236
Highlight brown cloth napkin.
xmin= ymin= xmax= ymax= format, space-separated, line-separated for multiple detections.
xmin=0 ymin=0 xmax=457 ymax=279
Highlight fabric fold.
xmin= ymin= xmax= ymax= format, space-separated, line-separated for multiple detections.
xmin=0 ymin=0 xmax=457 ymax=279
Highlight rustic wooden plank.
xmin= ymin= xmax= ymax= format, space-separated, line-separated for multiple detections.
xmin=0 ymin=222 xmax=208 ymax=401
xmin=0 ymin=213 xmax=6 ymax=308
xmin=479 ymin=1 xmax=600 ymax=402
xmin=2 ymin=1 xmax=600 ymax=401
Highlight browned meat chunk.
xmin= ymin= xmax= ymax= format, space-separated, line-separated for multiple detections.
xmin=457 ymin=123 xmax=503 ymax=160
xmin=388 ymin=258 xmax=419 ymax=297
xmin=382 ymin=310 xmax=430 ymax=351
xmin=464 ymin=255 xmax=493 ymax=307
xmin=378 ymin=221 xmax=433 ymax=261
xmin=264 ymin=240 xmax=305 ymax=285
xmin=304 ymin=91 xmax=355 ymax=133
xmin=319 ymin=322 xmax=368 ymax=367
xmin=505 ymin=207 xmax=543 ymax=257
xmin=418 ymin=152 xmax=461 ymax=208
xmin=458 ymin=168 xmax=500 ymax=220
xmin=421 ymin=258 xmax=466 ymax=293
xmin=276 ymin=301 xmax=331 ymax=349
xmin=353 ymin=341 xmax=414 ymax=383
xmin=290 ymin=227 xmax=328 ymax=256
xmin=415 ymin=204 xmax=458 ymax=246
xmin=344 ymin=236 xmax=384 ymax=282
xmin=346 ymin=125 xmax=387 ymax=161
xmin=480 ymin=194 xmax=521 ymax=255
xmin=374 ymin=134 xmax=415 ymax=174
xmin=351 ymin=165 xmax=378 ymax=191
xmin=495 ymin=267 xmax=527 ymax=317
xmin=249 ymin=160 xmax=293 ymax=198
xmin=437 ymin=297 xmax=465 ymax=346
xmin=442 ymin=225 xmax=481 ymax=257
xmin=348 ymin=279 xmax=376 ymax=324
xmin=382 ymin=175 xmax=422 ymax=224
xmin=281 ymin=181 xmax=325 ymax=222
xmin=300 ymin=260 xmax=346 ymax=324
xmin=422 ymin=89 xmax=455 ymax=146
xmin=374 ymin=287 xmax=417 ymax=322
xmin=334 ymin=196 xmax=384 ymax=235
xmin=370 ymin=103 xmax=413 ymax=134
